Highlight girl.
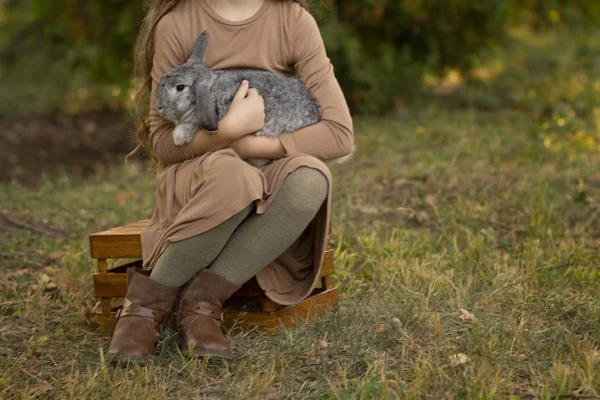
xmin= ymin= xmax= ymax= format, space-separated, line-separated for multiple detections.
xmin=108 ymin=0 xmax=353 ymax=364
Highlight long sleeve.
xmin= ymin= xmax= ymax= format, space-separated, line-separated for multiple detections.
xmin=278 ymin=7 xmax=354 ymax=160
xmin=148 ymin=16 xmax=197 ymax=166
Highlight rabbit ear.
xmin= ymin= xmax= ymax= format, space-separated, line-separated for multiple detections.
xmin=195 ymin=81 xmax=218 ymax=132
xmin=188 ymin=31 xmax=210 ymax=65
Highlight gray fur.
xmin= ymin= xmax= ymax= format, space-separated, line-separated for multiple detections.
xmin=156 ymin=31 xmax=321 ymax=167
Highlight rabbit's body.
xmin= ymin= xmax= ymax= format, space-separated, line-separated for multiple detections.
xmin=156 ymin=31 xmax=321 ymax=167
xmin=213 ymin=69 xmax=321 ymax=138
xmin=210 ymin=69 xmax=320 ymax=166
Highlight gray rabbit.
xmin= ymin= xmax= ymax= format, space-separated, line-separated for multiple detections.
xmin=156 ymin=31 xmax=321 ymax=167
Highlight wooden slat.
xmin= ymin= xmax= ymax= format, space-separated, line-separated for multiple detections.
xmin=273 ymin=288 xmax=337 ymax=327
xmin=89 ymin=220 xmax=149 ymax=259
xmin=260 ymin=297 xmax=278 ymax=312
xmin=223 ymin=288 xmax=337 ymax=332
xmin=92 ymin=273 xmax=304 ymax=300
xmin=94 ymin=273 xmax=128 ymax=298
xmin=321 ymin=250 xmax=334 ymax=277
xmin=90 ymin=235 xmax=143 ymax=259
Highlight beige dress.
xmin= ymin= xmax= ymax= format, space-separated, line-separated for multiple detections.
xmin=140 ymin=0 xmax=354 ymax=305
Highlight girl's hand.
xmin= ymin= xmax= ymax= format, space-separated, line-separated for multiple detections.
xmin=219 ymin=80 xmax=265 ymax=140
xmin=189 ymin=81 xmax=264 ymax=154
xmin=227 ymin=135 xmax=285 ymax=160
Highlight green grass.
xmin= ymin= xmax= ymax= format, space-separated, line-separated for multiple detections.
xmin=1 ymin=27 xmax=600 ymax=399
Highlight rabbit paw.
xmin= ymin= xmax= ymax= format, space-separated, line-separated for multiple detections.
xmin=173 ymin=125 xmax=195 ymax=146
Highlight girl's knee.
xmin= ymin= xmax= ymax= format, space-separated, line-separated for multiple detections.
xmin=290 ymin=167 xmax=328 ymax=195
xmin=281 ymin=167 xmax=328 ymax=216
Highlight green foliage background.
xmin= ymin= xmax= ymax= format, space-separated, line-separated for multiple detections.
xmin=1 ymin=0 xmax=599 ymax=117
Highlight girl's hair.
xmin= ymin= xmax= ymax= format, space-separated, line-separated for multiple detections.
xmin=127 ymin=0 xmax=311 ymax=165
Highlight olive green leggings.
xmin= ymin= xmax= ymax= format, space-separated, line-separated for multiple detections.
xmin=149 ymin=167 xmax=328 ymax=288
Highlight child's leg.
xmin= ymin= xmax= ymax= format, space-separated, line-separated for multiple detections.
xmin=149 ymin=204 xmax=254 ymax=287
xmin=174 ymin=166 xmax=328 ymax=358
xmin=209 ymin=167 xmax=328 ymax=285
xmin=149 ymin=166 xmax=328 ymax=288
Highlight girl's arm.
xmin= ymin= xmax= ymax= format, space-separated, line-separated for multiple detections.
xmin=227 ymin=6 xmax=354 ymax=162
xmin=149 ymin=17 xmax=264 ymax=166
xmin=226 ymin=135 xmax=285 ymax=160
xmin=280 ymin=6 xmax=354 ymax=160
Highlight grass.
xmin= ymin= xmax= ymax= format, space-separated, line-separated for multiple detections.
xmin=1 ymin=27 xmax=600 ymax=399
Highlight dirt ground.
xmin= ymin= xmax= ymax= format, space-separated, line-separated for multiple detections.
xmin=0 ymin=110 xmax=145 ymax=185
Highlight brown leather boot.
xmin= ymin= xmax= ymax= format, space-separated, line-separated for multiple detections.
xmin=175 ymin=268 xmax=241 ymax=359
xmin=107 ymin=267 xmax=180 ymax=365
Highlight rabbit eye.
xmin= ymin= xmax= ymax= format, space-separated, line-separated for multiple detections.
xmin=176 ymin=84 xmax=185 ymax=92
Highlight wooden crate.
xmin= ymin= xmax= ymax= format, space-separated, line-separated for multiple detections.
xmin=89 ymin=220 xmax=337 ymax=332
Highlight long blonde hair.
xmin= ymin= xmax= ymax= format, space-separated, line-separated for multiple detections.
xmin=127 ymin=0 xmax=311 ymax=165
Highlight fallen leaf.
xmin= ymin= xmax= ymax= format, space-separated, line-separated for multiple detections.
xmin=37 ymin=274 xmax=57 ymax=291
xmin=49 ymin=252 xmax=64 ymax=261
xmin=449 ymin=353 xmax=469 ymax=366
xmin=117 ymin=193 xmax=128 ymax=203
xmin=425 ymin=195 xmax=437 ymax=205
xmin=375 ymin=325 xmax=386 ymax=334
xmin=80 ymin=305 xmax=100 ymax=329
xmin=390 ymin=318 xmax=403 ymax=329
xmin=316 ymin=339 xmax=328 ymax=349
xmin=447 ymin=175 xmax=459 ymax=189
xmin=459 ymin=308 xmax=478 ymax=324
xmin=44 ymin=282 xmax=58 ymax=292
xmin=480 ymin=228 xmax=497 ymax=242
xmin=414 ymin=211 xmax=430 ymax=224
